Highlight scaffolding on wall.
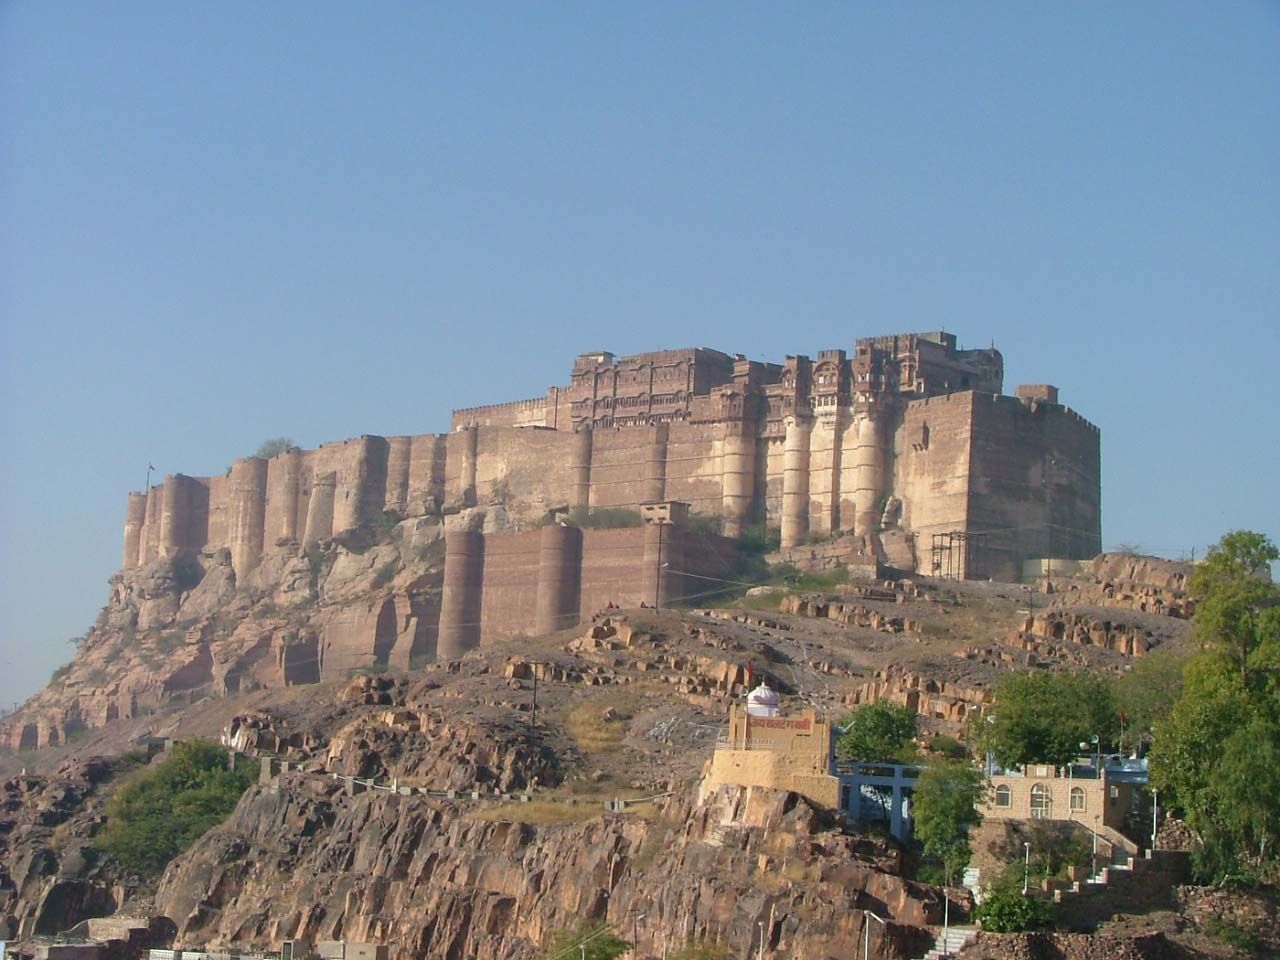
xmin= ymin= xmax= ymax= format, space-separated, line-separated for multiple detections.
xmin=929 ymin=530 xmax=987 ymax=580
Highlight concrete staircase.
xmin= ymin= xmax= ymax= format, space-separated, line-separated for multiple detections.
xmin=920 ymin=925 xmax=977 ymax=959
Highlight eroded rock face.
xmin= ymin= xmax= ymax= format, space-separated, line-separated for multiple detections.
xmin=2 ymin=519 xmax=446 ymax=750
xmin=0 ymin=757 xmax=128 ymax=940
xmin=153 ymin=782 xmax=938 ymax=960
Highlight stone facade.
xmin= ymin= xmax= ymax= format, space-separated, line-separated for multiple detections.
xmin=123 ymin=332 xmax=1100 ymax=583
xmin=980 ymin=765 xmax=1137 ymax=831
xmin=700 ymin=702 xmax=842 ymax=809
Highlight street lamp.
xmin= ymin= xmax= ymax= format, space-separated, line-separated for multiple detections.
xmin=757 ymin=921 xmax=765 ymax=960
xmin=632 ymin=913 xmax=646 ymax=959
xmin=861 ymin=909 xmax=886 ymax=960
xmin=942 ymin=861 xmax=957 ymax=958
xmin=1091 ymin=815 xmax=1100 ymax=879
xmin=1022 ymin=841 xmax=1031 ymax=895
xmin=1079 ymin=734 xmax=1100 ymax=773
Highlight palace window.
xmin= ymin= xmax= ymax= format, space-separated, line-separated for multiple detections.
xmin=1070 ymin=786 xmax=1086 ymax=812
xmin=995 ymin=785 xmax=1011 ymax=808
xmin=1031 ymin=783 xmax=1053 ymax=819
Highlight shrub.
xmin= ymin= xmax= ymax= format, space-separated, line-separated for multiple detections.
xmin=171 ymin=554 xmax=204 ymax=592
xmin=671 ymin=942 xmax=729 ymax=960
xmin=95 ymin=739 xmax=257 ymax=876
xmin=1203 ymin=918 xmax=1261 ymax=952
xmin=539 ymin=922 xmax=629 ymax=960
xmin=155 ymin=631 xmax=186 ymax=653
xmin=684 ymin=514 xmax=724 ymax=537
xmin=416 ymin=539 xmax=445 ymax=565
xmin=374 ymin=509 xmax=401 ymax=540
xmin=973 ymin=891 xmax=1056 ymax=932
xmin=252 ymin=601 xmax=279 ymax=621
xmin=930 ymin=735 xmax=967 ymax=759
xmin=253 ymin=437 xmax=296 ymax=459
xmin=371 ymin=560 xmax=399 ymax=589
xmin=50 ymin=663 xmax=71 ymax=684
xmin=305 ymin=544 xmax=326 ymax=574
xmin=737 ymin=524 xmax=781 ymax=556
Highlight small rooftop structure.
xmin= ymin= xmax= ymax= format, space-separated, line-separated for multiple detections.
xmin=745 ymin=681 xmax=781 ymax=717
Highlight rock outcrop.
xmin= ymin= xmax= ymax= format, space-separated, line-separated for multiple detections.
xmin=153 ymin=782 xmax=939 ymax=960
xmin=3 ymin=517 xmax=446 ymax=750
xmin=0 ymin=757 xmax=129 ymax=940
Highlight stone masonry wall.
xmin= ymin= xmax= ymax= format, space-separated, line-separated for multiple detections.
xmin=122 ymin=343 xmax=1101 ymax=586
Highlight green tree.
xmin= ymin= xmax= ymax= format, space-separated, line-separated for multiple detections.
xmin=1187 ymin=530 xmax=1279 ymax=696
xmin=987 ymin=672 xmax=1117 ymax=769
xmin=96 ymin=739 xmax=257 ymax=876
xmin=253 ymin=437 xmax=297 ymax=459
xmin=1111 ymin=650 xmax=1186 ymax=747
xmin=912 ymin=759 xmax=986 ymax=882
xmin=836 ymin=702 xmax=918 ymax=762
xmin=539 ymin=922 xmax=629 ymax=960
xmin=1149 ymin=530 xmax=1280 ymax=883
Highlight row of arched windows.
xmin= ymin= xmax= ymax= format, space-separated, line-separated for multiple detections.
xmin=994 ymin=783 xmax=1087 ymax=818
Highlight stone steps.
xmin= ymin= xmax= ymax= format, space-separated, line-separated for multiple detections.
xmin=920 ymin=924 xmax=978 ymax=959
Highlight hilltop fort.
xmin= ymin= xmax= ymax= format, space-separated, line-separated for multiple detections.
xmin=126 ymin=330 xmax=1099 ymax=586
xmin=3 ymin=330 xmax=1104 ymax=750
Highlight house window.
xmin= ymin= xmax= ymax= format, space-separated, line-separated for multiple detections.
xmin=1070 ymin=787 xmax=1086 ymax=812
xmin=995 ymin=785 xmax=1011 ymax=808
xmin=1031 ymin=784 xmax=1052 ymax=819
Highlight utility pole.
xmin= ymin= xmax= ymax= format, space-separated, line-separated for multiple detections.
xmin=654 ymin=522 xmax=663 ymax=611
xmin=942 ymin=861 xmax=951 ymax=957
xmin=1092 ymin=816 xmax=1100 ymax=878
xmin=532 ymin=668 xmax=538 ymax=728
xmin=1151 ymin=788 xmax=1159 ymax=853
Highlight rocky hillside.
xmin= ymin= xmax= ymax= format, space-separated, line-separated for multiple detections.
xmin=0 ymin=544 xmax=1208 ymax=959
xmin=3 ymin=510 xmax=455 ymax=751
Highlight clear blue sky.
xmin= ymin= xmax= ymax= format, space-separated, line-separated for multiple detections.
xmin=2 ymin=2 xmax=1278 ymax=707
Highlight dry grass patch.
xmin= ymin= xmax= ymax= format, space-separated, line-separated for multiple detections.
xmin=563 ymin=689 xmax=643 ymax=754
xmin=465 ymin=800 xmax=604 ymax=825
xmin=464 ymin=796 xmax=663 ymax=826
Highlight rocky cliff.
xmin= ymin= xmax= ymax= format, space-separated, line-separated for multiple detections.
xmin=4 ymin=511 xmax=453 ymax=751
xmin=153 ymin=782 xmax=938 ymax=960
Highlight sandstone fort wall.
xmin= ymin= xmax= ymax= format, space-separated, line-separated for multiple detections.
xmin=123 ymin=335 xmax=1102 ymax=584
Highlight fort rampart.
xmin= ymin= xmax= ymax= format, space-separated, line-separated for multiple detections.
xmin=123 ymin=332 xmax=1101 ymax=583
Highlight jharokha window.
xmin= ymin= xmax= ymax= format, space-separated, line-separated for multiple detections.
xmin=1031 ymin=783 xmax=1053 ymax=819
